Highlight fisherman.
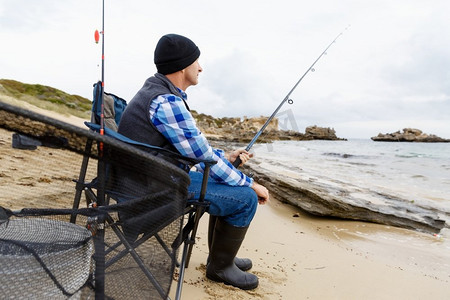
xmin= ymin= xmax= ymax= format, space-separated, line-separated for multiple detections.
xmin=118 ymin=33 xmax=270 ymax=290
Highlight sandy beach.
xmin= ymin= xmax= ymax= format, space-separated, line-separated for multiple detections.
xmin=1 ymin=102 xmax=449 ymax=299
xmin=170 ymin=198 xmax=450 ymax=299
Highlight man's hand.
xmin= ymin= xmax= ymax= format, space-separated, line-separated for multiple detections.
xmin=227 ymin=149 xmax=253 ymax=166
xmin=251 ymin=182 xmax=269 ymax=205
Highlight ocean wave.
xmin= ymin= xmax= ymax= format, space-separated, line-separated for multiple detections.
xmin=411 ymin=174 xmax=427 ymax=180
xmin=395 ymin=153 xmax=426 ymax=158
xmin=322 ymin=152 xmax=357 ymax=159
xmin=347 ymin=162 xmax=377 ymax=167
xmin=322 ymin=152 xmax=374 ymax=160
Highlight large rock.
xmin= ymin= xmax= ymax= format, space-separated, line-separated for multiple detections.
xmin=304 ymin=125 xmax=345 ymax=140
xmin=371 ymin=128 xmax=450 ymax=142
xmin=242 ymin=159 xmax=447 ymax=234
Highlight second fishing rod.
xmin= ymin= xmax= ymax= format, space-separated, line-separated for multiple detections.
xmin=232 ymin=26 xmax=349 ymax=168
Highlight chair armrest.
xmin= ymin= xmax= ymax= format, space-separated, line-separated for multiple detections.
xmin=85 ymin=122 xmax=216 ymax=167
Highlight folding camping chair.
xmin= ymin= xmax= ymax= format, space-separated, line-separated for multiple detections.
xmin=0 ymin=98 xmax=213 ymax=299
xmin=70 ymin=82 xmax=214 ymax=299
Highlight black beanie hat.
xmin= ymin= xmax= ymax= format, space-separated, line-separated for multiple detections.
xmin=154 ymin=34 xmax=201 ymax=75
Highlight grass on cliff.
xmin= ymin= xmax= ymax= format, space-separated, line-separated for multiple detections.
xmin=0 ymin=80 xmax=213 ymax=124
xmin=0 ymin=79 xmax=92 ymax=119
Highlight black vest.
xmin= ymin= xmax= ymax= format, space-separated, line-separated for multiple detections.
xmin=118 ymin=73 xmax=190 ymax=169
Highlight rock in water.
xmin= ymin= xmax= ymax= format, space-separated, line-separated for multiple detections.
xmin=371 ymin=128 xmax=450 ymax=142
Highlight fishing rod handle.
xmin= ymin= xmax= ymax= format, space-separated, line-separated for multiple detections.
xmin=231 ymin=144 xmax=251 ymax=168
xmin=232 ymin=156 xmax=242 ymax=168
xmin=232 ymin=155 xmax=254 ymax=178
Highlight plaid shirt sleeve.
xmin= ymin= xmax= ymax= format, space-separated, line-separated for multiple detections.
xmin=149 ymin=93 xmax=253 ymax=187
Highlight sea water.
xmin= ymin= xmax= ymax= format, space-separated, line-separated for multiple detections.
xmin=250 ymin=139 xmax=450 ymax=220
xmin=249 ymin=139 xmax=450 ymax=278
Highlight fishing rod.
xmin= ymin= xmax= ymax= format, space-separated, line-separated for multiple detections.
xmin=94 ymin=0 xmax=106 ymax=137
xmin=232 ymin=26 xmax=349 ymax=168
xmin=100 ymin=0 xmax=105 ymax=137
xmin=93 ymin=3 xmax=107 ymax=299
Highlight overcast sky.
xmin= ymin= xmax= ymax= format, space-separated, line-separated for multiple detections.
xmin=1 ymin=0 xmax=449 ymax=138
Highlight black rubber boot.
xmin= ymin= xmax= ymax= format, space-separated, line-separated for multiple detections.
xmin=207 ymin=215 xmax=253 ymax=271
xmin=206 ymin=218 xmax=258 ymax=290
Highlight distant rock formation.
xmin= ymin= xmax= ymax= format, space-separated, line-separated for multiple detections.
xmin=304 ymin=125 xmax=345 ymax=140
xmin=371 ymin=128 xmax=450 ymax=143
xmin=191 ymin=110 xmax=346 ymax=143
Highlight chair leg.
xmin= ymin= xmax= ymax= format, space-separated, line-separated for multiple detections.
xmin=175 ymin=237 xmax=191 ymax=300
xmin=184 ymin=206 xmax=204 ymax=268
xmin=184 ymin=165 xmax=211 ymax=268
xmin=175 ymin=166 xmax=212 ymax=299
xmin=71 ymin=139 xmax=93 ymax=223
xmin=93 ymin=226 xmax=106 ymax=300
xmin=175 ymin=206 xmax=206 ymax=299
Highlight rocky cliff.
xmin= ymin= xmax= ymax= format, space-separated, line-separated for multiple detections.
xmin=192 ymin=110 xmax=345 ymax=143
xmin=371 ymin=128 xmax=450 ymax=142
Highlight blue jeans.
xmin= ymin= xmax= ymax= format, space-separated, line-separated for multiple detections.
xmin=187 ymin=171 xmax=258 ymax=227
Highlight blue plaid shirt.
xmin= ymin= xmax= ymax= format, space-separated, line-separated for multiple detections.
xmin=149 ymin=90 xmax=253 ymax=187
